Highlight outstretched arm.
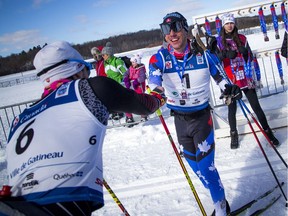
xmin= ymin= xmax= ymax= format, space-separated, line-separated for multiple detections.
xmin=88 ymin=76 xmax=162 ymax=115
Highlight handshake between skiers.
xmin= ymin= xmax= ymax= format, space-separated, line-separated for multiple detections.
xmin=148 ymin=86 xmax=167 ymax=107
xmin=220 ymin=84 xmax=242 ymax=105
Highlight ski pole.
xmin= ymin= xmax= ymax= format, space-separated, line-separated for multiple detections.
xmin=193 ymin=30 xmax=287 ymax=204
xmin=237 ymin=101 xmax=288 ymax=204
xmin=194 ymin=28 xmax=287 ymax=167
xmin=239 ymin=100 xmax=287 ymax=168
xmin=146 ymin=86 xmax=207 ymax=216
xmin=258 ymin=6 xmax=269 ymax=42
xmin=215 ymin=15 xmax=222 ymax=35
xmin=102 ymin=179 xmax=130 ymax=216
xmin=275 ymin=50 xmax=285 ymax=85
xmin=270 ymin=3 xmax=280 ymax=40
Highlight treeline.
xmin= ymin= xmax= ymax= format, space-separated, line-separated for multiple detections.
xmin=0 ymin=14 xmax=281 ymax=77
xmin=0 ymin=29 xmax=163 ymax=77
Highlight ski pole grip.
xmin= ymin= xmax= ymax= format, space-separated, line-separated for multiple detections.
xmin=146 ymin=85 xmax=162 ymax=116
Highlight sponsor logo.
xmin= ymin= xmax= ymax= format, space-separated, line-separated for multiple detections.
xmin=22 ymin=173 xmax=39 ymax=190
xmin=53 ymin=171 xmax=83 ymax=180
xmin=11 ymin=116 xmax=19 ymax=131
xmin=95 ymin=178 xmax=103 ymax=186
xmin=20 ymin=104 xmax=47 ymax=124
xmin=192 ymin=99 xmax=201 ymax=104
xmin=186 ymin=64 xmax=194 ymax=69
xmin=10 ymin=151 xmax=64 ymax=179
xmin=192 ymin=89 xmax=205 ymax=95
xmin=172 ymin=91 xmax=179 ymax=97
xmin=165 ymin=61 xmax=172 ymax=69
xmin=56 ymin=82 xmax=70 ymax=98
xmin=196 ymin=53 xmax=204 ymax=65
xmin=167 ymin=99 xmax=175 ymax=104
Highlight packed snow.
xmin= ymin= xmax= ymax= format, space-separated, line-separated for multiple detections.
xmin=0 ymin=26 xmax=287 ymax=216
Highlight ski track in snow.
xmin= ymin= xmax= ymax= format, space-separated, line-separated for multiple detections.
xmin=94 ymin=115 xmax=287 ymax=216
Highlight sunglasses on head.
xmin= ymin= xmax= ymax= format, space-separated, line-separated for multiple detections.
xmin=160 ymin=20 xmax=184 ymax=35
xmin=37 ymin=59 xmax=92 ymax=77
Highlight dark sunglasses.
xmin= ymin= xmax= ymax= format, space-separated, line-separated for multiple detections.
xmin=37 ymin=59 xmax=92 ymax=77
xmin=160 ymin=21 xmax=184 ymax=35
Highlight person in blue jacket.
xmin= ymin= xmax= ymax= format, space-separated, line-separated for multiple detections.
xmin=148 ymin=12 xmax=242 ymax=216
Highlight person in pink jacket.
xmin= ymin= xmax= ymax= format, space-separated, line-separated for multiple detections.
xmin=123 ymin=54 xmax=148 ymax=127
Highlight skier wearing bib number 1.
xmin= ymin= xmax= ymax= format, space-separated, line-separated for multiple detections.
xmin=148 ymin=12 xmax=243 ymax=216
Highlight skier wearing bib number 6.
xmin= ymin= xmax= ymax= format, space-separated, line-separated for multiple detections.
xmin=4 ymin=41 xmax=166 ymax=216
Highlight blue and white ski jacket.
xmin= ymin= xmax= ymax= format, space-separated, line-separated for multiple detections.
xmin=148 ymin=46 xmax=227 ymax=113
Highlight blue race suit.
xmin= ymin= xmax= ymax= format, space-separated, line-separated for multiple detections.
xmin=148 ymin=44 xmax=227 ymax=205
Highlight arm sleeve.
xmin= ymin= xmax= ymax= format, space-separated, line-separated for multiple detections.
xmin=206 ymin=51 xmax=228 ymax=90
xmin=123 ymin=69 xmax=130 ymax=80
xmin=116 ymin=58 xmax=127 ymax=75
xmin=137 ymin=66 xmax=147 ymax=83
xmin=148 ymin=53 xmax=164 ymax=90
xmin=87 ymin=76 xmax=160 ymax=115
xmin=245 ymin=41 xmax=253 ymax=60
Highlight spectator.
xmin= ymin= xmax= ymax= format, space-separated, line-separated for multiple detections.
xmin=91 ymin=46 xmax=106 ymax=77
xmin=148 ymin=12 xmax=242 ymax=216
xmin=102 ymin=42 xmax=127 ymax=83
xmin=123 ymin=53 xmax=148 ymax=127
xmin=102 ymin=42 xmax=127 ymax=120
xmin=215 ymin=13 xmax=280 ymax=149
xmin=5 ymin=41 xmax=165 ymax=216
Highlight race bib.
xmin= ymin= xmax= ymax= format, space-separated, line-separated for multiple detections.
xmin=235 ymin=69 xmax=245 ymax=81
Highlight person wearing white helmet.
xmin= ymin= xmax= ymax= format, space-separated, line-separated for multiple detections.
xmin=4 ymin=41 xmax=166 ymax=215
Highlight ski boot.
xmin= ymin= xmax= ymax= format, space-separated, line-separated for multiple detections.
xmin=141 ymin=116 xmax=148 ymax=122
xmin=211 ymin=200 xmax=231 ymax=216
xmin=264 ymin=128 xmax=280 ymax=147
xmin=126 ymin=117 xmax=136 ymax=128
xmin=112 ymin=113 xmax=124 ymax=120
xmin=230 ymin=130 xmax=239 ymax=149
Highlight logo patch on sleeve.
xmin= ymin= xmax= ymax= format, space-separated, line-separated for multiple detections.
xmin=196 ymin=53 xmax=204 ymax=65
xmin=55 ymin=82 xmax=71 ymax=98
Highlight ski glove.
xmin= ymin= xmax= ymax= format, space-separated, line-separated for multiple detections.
xmin=238 ymin=46 xmax=249 ymax=62
xmin=191 ymin=38 xmax=204 ymax=55
xmin=123 ymin=76 xmax=131 ymax=89
xmin=206 ymin=35 xmax=217 ymax=53
xmin=217 ymin=51 xmax=226 ymax=61
xmin=220 ymin=84 xmax=242 ymax=105
xmin=132 ymin=79 xmax=140 ymax=89
xmin=150 ymin=86 xmax=167 ymax=107
xmin=226 ymin=50 xmax=237 ymax=59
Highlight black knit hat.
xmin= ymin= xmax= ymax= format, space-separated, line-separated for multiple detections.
xmin=162 ymin=12 xmax=188 ymax=32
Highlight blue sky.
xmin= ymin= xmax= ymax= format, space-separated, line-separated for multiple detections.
xmin=0 ymin=0 xmax=269 ymax=57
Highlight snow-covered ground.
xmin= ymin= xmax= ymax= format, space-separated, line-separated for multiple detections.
xmin=0 ymin=27 xmax=287 ymax=216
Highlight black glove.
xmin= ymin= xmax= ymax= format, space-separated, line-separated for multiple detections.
xmin=191 ymin=38 xmax=204 ymax=55
xmin=206 ymin=35 xmax=217 ymax=54
xmin=238 ymin=46 xmax=248 ymax=62
xmin=226 ymin=50 xmax=237 ymax=59
xmin=150 ymin=86 xmax=167 ymax=107
xmin=217 ymin=50 xmax=227 ymax=61
xmin=220 ymin=84 xmax=242 ymax=105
